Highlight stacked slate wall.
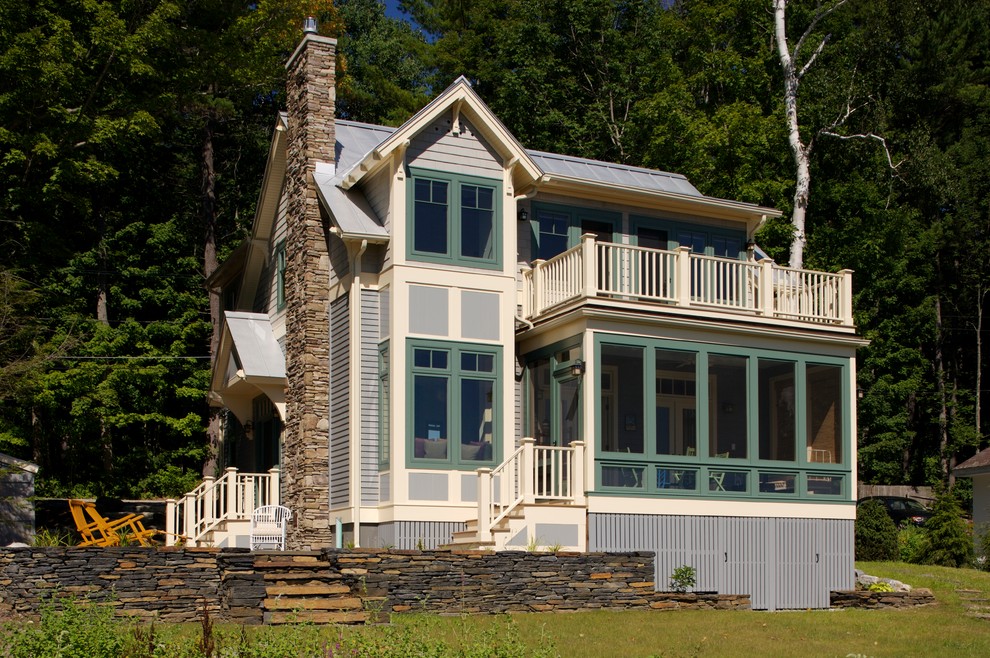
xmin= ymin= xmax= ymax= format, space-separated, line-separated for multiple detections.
xmin=0 ymin=547 xmax=752 ymax=623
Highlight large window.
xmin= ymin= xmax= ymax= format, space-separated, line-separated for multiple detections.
xmin=631 ymin=216 xmax=745 ymax=258
xmin=408 ymin=340 xmax=500 ymax=468
xmin=594 ymin=335 xmax=851 ymax=499
xmin=408 ymin=169 xmax=500 ymax=269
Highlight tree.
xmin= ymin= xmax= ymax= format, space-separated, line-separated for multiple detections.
xmin=922 ymin=486 xmax=972 ymax=568
xmin=855 ymin=498 xmax=898 ymax=561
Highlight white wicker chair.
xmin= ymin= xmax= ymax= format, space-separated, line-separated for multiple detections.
xmin=249 ymin=505 xmax=292 ymax=551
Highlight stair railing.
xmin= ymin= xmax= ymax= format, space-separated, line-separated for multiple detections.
xmin=476 ymin=439 xmax=585 ymax=542
xmin=165 ymin=466 xmax=280 ymax=546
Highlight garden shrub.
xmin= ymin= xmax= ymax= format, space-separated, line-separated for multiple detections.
xmin=855 ymin=499 xmax=899 ymax=561
xmin=898 ymin=524 xmax=929 ymax=564
xmin=3 ymin=596 xmax=124 ymax=658
xmin=921 ymin=486 xmax=972 ymax=568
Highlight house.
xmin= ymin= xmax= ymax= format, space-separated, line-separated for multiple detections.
xmin=182 ymin=25 xmax=864 ymax=610
xmin=955 ymin=448 xmax=990 ymax=536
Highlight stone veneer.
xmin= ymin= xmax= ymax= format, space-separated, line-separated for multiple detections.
xmin=0 ymin=548 xmax=751 ymax=624
xmin=281 ymin=31 xmax=337 ymax=549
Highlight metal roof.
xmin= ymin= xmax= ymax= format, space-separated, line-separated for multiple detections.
xmin=225 ymin=311 xmax=285 ymax=379
xmin=334 ymin=120 xmax=707 ymax=198
xmin=335 ymin=120 xmax=396 ymax=175
xmin=528 ymin=150 xmax=702 ymax=197
xmin=315 ymin=168 xmax=388 ymax=240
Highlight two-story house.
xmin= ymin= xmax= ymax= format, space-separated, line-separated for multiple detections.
xmin=189 ymin=27 xmax=864 ymax=611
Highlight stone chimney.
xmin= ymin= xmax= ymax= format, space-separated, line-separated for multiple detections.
xmin=281 ymin=22 xmax=336 ymax=549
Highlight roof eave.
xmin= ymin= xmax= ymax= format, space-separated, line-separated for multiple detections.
xmin=537 ymin=174 xmax=782 ymax=223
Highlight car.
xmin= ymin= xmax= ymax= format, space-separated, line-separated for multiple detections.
xmin=857 ymin=496 xmax=933 ymax=527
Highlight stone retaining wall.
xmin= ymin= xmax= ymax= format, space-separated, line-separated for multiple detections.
xmin=830 ymin=588 xmax=936 ymax=609
xmin=0 ymin=547 xmax=752 ymax=623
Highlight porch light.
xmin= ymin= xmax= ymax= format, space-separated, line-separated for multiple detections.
xmin=857 ymin=386 xmax=865 ymax=400
xmin=570 ymin=359 xmax=585 ymax=377
xmin=243 ymin=420 xmax=254 ymax=437
xmin=517 ymin=207 xmax=529 ymax=222
xmin=745 ymin=241 xmax=757 ymax=251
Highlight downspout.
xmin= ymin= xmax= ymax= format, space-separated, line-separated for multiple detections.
xmin=348 ymin=238 xmax=368 ymax=546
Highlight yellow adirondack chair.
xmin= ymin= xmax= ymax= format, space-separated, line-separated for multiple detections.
xmin=68 ymin=499 xmax=158 ymax=547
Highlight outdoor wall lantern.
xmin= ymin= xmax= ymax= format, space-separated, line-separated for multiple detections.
xmin=570 ymin=359 xmax=586 ymax=377
xmin=517 ymin=207 xmax=529 ymax=222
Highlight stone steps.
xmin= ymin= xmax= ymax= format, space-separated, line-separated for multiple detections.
xmin=252 ymin=554 xmax=385 ymax=625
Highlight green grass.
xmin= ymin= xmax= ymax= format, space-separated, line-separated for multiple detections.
xmin=5 ymin=563 xmax=990 ymax=657
xmin=413 ymin=562 xmax=990 ymax=657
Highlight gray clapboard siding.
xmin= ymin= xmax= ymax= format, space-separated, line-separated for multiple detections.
xmin=394 ymin=521 xmax=465 ymax=550
xmin=588 ymin=513 xmax=854 ymax=611
xmin=329 ymin=295 xmax=350 ymax=508
xmin=514 ymin=358 xmax=524 ymax=443
xmin=408 ymin=117 xmax=502 ymax=179
xmin=252 ymin=262 xmax=270 ymax=313
xmin=360 ymin=289 xmax=380 ymax=505
xmin=329 ymin=231 xmax=349 ymax=286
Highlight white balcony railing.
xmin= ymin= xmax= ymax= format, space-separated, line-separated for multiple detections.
xmin=165 ymin=467 xmax=280 ymax=546
xmin=521 ymin=234 xmax=853 ymax=326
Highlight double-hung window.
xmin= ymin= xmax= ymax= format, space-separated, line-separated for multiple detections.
xmin=409 ymin=340 xmax=500 ymax=468
xmin=408 ymin=168 xmax=501 ymax=269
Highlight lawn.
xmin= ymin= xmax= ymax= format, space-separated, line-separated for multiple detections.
xmin=4 ymin=562 xmax=990 ymax=657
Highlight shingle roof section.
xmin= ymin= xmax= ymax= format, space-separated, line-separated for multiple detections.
xmin=527 ymin=150 xmax=702 ymax=197
xmin=956 ymin=446 xmax=990 ymax=474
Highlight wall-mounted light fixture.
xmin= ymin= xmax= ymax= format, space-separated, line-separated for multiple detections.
xmin=243 ymin=420 xmax=254 ymax=437
xmin=857 ymin=386 xmax=865 ymax=400
xmin=745 ymin=241 xmax=757 ymax=251
xmin=517 ymin=207 xmax=529 ymax=222
xmin=570 ymin=359 xmax=586 ymax=377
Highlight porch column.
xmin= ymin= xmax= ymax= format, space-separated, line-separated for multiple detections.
xmin=839 ymin=269 xmax=854 ymax=326
xmin=477 ymin=467 xmax=492 ymax=540
xmin=759 ymin=258 xmax=775 ymax=317
xmin=224 ymin=466 xmax=238 ymax=518
xmin=522 ymin=437 xmax=536 ymax=505
xmin=165 ymin=499 xmax=177 ymax=547
xmin=581 ymin=233 xmax=597 ymax=298
xmin=531 ymin=260 xmax=546 ymax=316
xmin=675 ymin=245 xmax=692 ymax=306
xmin=571 ymin=440 xmax=586 ymax=506
xmin=268 ymin=467 xmax=281 ymax=506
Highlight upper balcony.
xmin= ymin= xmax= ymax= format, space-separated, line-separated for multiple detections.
xmin=520 ymin=234 xmax=854 ymax=329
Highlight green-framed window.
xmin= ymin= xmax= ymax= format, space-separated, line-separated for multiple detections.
xmin=593 ymin=334 xmax=851 ymax=501
xmin=407 ymin=339 xmax=501 ymax=469
xmin=378 ymin=342 xmax=390 ymax=469
xmin=274 ymin=240 xmax=287 ymax=310
xmin=407 ymin=168 xmax=501 ymax=269
xmin=531 ymin=203 xmax=620 ymax=261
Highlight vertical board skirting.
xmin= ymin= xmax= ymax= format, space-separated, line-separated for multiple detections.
xmin=329 ymin=295 xmax=350 ymax=508
xmin=360 ymin=289 xmax=380 ymax=505
xmin=588 ymin=513 xmax=853 ymax=610
xmin=394 ymin=521 xmax=466 ymax=550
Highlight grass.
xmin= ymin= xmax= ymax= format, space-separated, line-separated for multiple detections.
xmin=414 ymin=562 xmax=990 ymax=657
xmin=4 ymin=563 xmax=990 ymax=657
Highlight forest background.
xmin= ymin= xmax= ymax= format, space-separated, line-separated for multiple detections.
xmin=0 ymin=0 xmax=987 ymax=502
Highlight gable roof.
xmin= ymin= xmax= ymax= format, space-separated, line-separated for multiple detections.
xmin=338 ymin=76 xmax=542 ymax=191
xmin=956 ymin=447 xmax=990 ymax=476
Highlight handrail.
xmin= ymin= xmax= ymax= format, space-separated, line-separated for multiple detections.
xmin=165 ymin=467 xmax=280 ymax=546
xmin=475 ymin=440 xmax=585 ymax=544
xmin=519 ymin=239 xmax=853 ymax=326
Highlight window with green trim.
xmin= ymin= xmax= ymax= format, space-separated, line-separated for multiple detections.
xmin=594 ymin=334 xmax=851 ymax=500
xmin=408 ymin=340 xmax=500 ymax=468
xmin=274 ymin=240 xmax=287 ymax=310
xmin=408 ymin=169 xmax=501 ymax=269
xmin=531 ymin=203 xmax=620 ymax=261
